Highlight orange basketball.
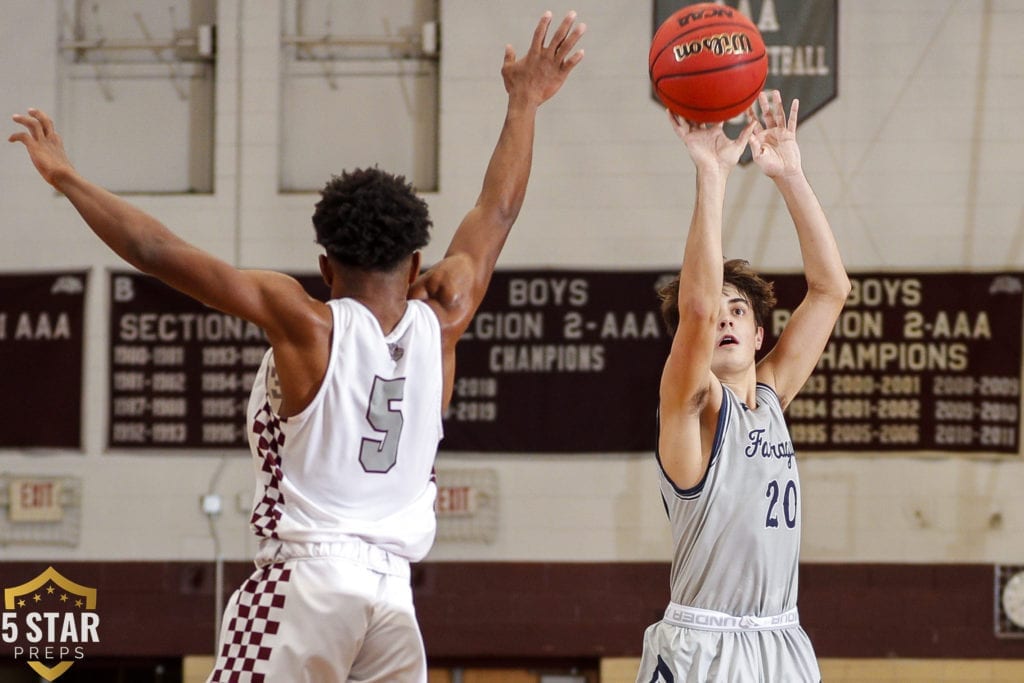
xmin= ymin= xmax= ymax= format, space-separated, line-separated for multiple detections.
xmin=649 ymin=3 xmax=768 ymax=123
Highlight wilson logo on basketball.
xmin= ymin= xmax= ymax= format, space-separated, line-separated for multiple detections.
xmin=650 ymin=2 xmax=767 ymax=122
xmin=673 ymin=32 xmax=756 ymax=62
xmin=652 ymin=0 xmax=838 ymax=143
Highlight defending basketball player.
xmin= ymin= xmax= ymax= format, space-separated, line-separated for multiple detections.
xmin=636 ymin=90 xmax=850 ymax=682
xmin=10 ymin=11 xmax=585 ymax=682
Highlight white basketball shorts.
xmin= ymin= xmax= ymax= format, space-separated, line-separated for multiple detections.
xmin=208 ymin=539 xmax=426 ymax=683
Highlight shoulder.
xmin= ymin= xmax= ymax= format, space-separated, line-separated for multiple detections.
xmin=411 ymin=256 xmax=475 ymax=310
xmin=410 ymin=257 xmax=476 ymax=345
xmin=755 ymin=382 xmax=784 ymax=413
xmin=266 ymin=296 xmax=332 ymax=351
xmin=754 ymin=363 xmax=791 ymax=407
xmin=405 ymin=299 xmax=444 ymax=336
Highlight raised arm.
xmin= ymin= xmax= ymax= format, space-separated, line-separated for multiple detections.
xmin=8 ymin=109 xmax=323 ymax=346
xmin=658 ymin=113 xmax=755 ymax=489
xmin=750 ymin=91 xmax=851 ymax=407
xmin=10 ymin=109 xmax=328 ymax=417
xmin=410 ymin=10 xmax=585 ymax=405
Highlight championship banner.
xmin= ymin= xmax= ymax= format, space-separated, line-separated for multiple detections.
xmin=106 ymin=269 xmax=1023 ymax=456
xmin=653 ymin=0 xmax=838 ymax=157
xmin=107 ymin=272 xmax=327 ymax=450
xmin=445 ymin=270 xmax=1022 ymax=456
xmin=441 ymin=270 xmax=672 ymax=452
xmin=107 ymin=270 xmax=673 ymax=453
xmin=767 ymin=272 xmax=1023 ymax=454
xmin=0 ymin=273 xmax=87 ymax=449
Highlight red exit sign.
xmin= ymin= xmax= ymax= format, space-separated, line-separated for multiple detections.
xmin=9 ymin=479 xmax=63 ymax=522
xmin=436 ymin=485 xmax=477 ymax=517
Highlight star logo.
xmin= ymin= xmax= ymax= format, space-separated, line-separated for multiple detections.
xmin=3 ymin=567 xmax=99 ymax=681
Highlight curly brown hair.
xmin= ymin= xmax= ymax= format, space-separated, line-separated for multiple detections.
xmin=658 ymin=259 xmax=776 ymax=335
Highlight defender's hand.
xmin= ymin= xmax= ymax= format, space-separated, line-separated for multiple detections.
xmin=501 ymin=10 xmax=586 ymax=108
xmin=9 ymin=109 xmax=75 ymax=188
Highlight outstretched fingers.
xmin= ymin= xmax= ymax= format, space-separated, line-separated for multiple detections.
xmin=8 ymin=108 xmax=73 ymax=187
xmin=546 ymin=10 xmax=576 ymax=51
xmin=528 ymin=10 xmax=585 ymax=72
xmin=562 ymin=45 xmax=585 ymax=70
xmin=747 ymin=107 xmax=764 ymax=156
xmin=11 ymin=112 xmax=43 ymax=141
xmin=787 ymin=98 xmax=800 ymax=132
xmin=10 ymin=108 xmax=59 ymax=145
xmin=554 ymin=16 xmax=586 ymax=64
xmin=504 ymin=11 xmax=586 ymax=104
xmin=736 ymin=112 xmax=759 ymax=149
xmin=530 ymin=11 xmax=554 ymax=53
xmin=756 ymin=91 xmax=776 ymax=129
xmin=32 ymin=108 xmax=55 ymax=137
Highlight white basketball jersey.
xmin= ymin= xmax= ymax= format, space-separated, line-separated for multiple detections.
xmin=659 ymin=383 xmax=802 ymax=617
xmin=246 ymin=298 xmax=443 ymax=561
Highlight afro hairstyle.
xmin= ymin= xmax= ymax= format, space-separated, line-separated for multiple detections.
xmin=312 ymin=167 xmax=432 ymax=271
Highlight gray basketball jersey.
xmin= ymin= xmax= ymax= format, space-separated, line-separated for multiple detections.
xmin=658 ymin=383 xmax=801 ymax=617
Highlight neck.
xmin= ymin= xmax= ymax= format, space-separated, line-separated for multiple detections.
xmin=718 ymin=367 xmax=759 ymax=407
xmin=332 ymin=269 xmax=410 ymax=335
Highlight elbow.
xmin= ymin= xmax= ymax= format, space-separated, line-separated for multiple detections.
xmin=127 ymin=234 xmax=175 ymax=276
xmin=840 ymin=276 xmax=852 ymax=300
xmin=482 ymin=199 xmax=522 ymax=230
xmin=833 ymin=274 xmax=853 ymax=303
xmin=809 ymin=274 xmax=851 ymax=306
xmin=120 ymin=241 xmax=153 ymax=273
xmin=677 ymin=300 xmax=717 ymax=330
xmin=811 ymin=278 xmax=851 ymax=313
xmin=677 ymin=291 xmax=717 ymax=324
xmin=477 ymin=184 xmax=527 ymax=229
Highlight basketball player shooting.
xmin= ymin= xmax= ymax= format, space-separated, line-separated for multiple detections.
xmin=636 ymin=91 xmax=850 ymax=682
xmin=10 ymin=10 xmax=584 ymax=682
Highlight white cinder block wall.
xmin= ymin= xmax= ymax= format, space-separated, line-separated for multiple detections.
xmin=1 ymin=0 xmax=1023 ymax=564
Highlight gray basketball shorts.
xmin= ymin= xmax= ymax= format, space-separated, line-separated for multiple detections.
xmin=636 ymin=607 xmax=820 ymax=683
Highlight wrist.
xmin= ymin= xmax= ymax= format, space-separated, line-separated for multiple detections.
xmin=695 ymin=163 xmax=730 ymax=186
xmin=506 ymin=91 xmax=542 ymax=115
xmin=49 ymin=165 xmax=78 ymax=193
xmin=771 ymin=167 xmax=808 ymax=187
xmin=695 ymin=169 xmax=729 ymax=202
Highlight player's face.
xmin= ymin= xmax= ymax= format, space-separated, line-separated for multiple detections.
xmin=711 ymin=284 xmax=764 ymax=373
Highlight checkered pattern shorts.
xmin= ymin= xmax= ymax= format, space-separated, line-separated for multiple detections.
xmin=209 ymin=563 xmax=291 ymax=683
xmin=208 ymin=546 xmax=425 ymax=682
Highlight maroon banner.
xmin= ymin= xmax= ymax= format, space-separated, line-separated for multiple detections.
xmin=766 ymin=272 xmax=1023 ymax=454
xmin=107 ymin=273 xmax=327 ymax=450
xmin=0 ymin=273 xmax=87 ymax=449
xmin=106 ymin=270 xmax=1023 ymax=455
xmin=444 ymin=270 xmax=1023 ymax=455
xmin=441 ymin=270 xmax=672 ymax=452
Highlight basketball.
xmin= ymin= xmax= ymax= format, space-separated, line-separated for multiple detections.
xmin=649 ymin=3 xmax=768 ymax=123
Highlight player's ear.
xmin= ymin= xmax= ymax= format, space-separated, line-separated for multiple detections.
xmin=319 ymin=254 xmax=333 ymax=287
xmin=754 ymin=326 xmax=765 ymax=351
xmin=407 ymin=251 xmax=422 ymax=285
